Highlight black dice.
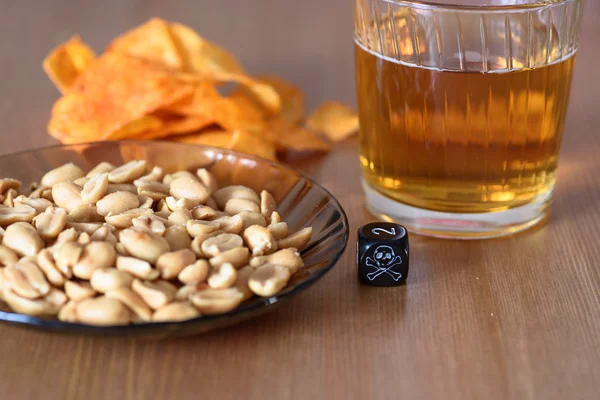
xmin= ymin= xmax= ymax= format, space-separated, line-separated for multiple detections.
xmin=357 ymin=222 xmax=409 ymax=286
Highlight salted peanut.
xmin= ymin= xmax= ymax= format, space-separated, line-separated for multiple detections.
xmin=152 ymin=301 xmax=200 ymax=322
xmin=0 ymin=178 xmax=21 ymax=195
xmin=106 ymin=287 xmax=152 ymax=322
xmin=268 ymin=222 xmax=289 ymax=240
xmin=250 ymin=248 xmax=303 ymax=273
xmin=169 ymin=176 xmax=210 ymax=204
xmin=37 ymin=249 xmax=66 ymax=286
xmin=116 ymin=256 xmax=159 ymax=280
xmin=41 ymin=163 xmax=85 ymax=187
xmin=191 ymin=205 xmax=217 ymax=220
xmin=73 ymin=177 xmax=88 ymax=187
xmin=213 ymin=185 xmax=260 ymax=209
xmin=132 ymin=279 xmax=176 ymax=310
xmin=72 ymin=241 xmax=116 ymax=279
xmin=196 ymin=168 xmax=218 ymax=194
xmin=76 ymin=296 xmax=131 ymax=326
xmin=105 ymin=208 xmax=153 ymax=229
xmin=178 ymin=259 xmax=209 ymax=285
xmin=52 ymin=182 xmax=83 ymax=213
xmin=186 ymin=219 xmax=220 ymax=238
xmin=238 ymin=211 xmax=267 ymax=231
xmin=234 ymin=266 xmax=257 ymax=301
xmin=206 ymin=197 xmax=219 ymax=210
xmin=165 ymin=225 xmax=192 ymax=252
xmin=81 ymin=172 xmax=108 ymax=204
xmin=0 ymin=244 xmax=19 ymax=266
xmin=224 ymin=198 xmax=260 ymax=215
xmin=96 ymin=191 xmax=139 ymax=217
xmin=108 ymin=160 xmax=147 ymax=183
xmin=0 ymin=226 xmax=4 ymax=241
xmin=3 ymin=287 xmax=67 ymax=317
xmin=260 ymin=190 xmax=277 ymax=218
xmin=175 ymin=284 xmax=204 ymax=301
xmin=201 ymin=233 xmax=243 ymax=257
xmin=4 ymin=260 xmax=51 ymax=299
xmin=190 ymin=288 xmax=244 ymax=315
xmin=3 ymin=222 xmax=44 ymax=257
xmin=58 ymin=300 xmax=78 ymax=322
xmin=115 ymin=243 xmax=129 ymax=256
xmin=54 ymin=241 xmax=81 ymax=278
xmin=66 ymin=221 xmax=103 ymax=235
xmin=162 ymin=171 xmax=198 ymax=186
xmin=86 ymin=161 xmax=115 ymax=178
xmin=213 ymin=214 xmax=243 ymax=234
xmin=208 ymin=263 xmax=237 ymax=289
xmin=167 ymin=209 xmax=192 ymax=226
xmin=90 ymin=268 xmax=134 ymax=293
xmin=165 ymin=196 xmax=199 ymax=211
xmin=13 ymin=197 xmax=52 ymax=215
xmin=156 ymin=249 xmax=196 ymax=280
xmin=278 ymin=227 xmax=312 ymax=250
xmin=119 ymin=227 xmax=170 ymax=264
xmin=64 ymin=280 xmax=95 ymax=301
xmin=135 ymin=180 xmax=170 ymax=201
xmin=106 ymin=183 xmax=137 ymax=194
xmin=0 ymin=204 xmax=36 ymax=226
xmin=2 ymin=188 xmax=18 ymax=207
xmin=209 ymin=247 xmax=250 ymax=269
xmin=138 ymin=195 xmax=153 ymax=209
xmin=77 ymin=232 xmax=91 ymax=245
xmin=270 ymin=211 xmax=281 ymax=225
xmin=248 ymin=264 xmax=291 ymax=297
xmin=132 ymin=215 xmax=166 ymax=235
xmin=31 ymin=206 xmax=66 ymax=240
xmin=137 ymin=166 xmax=164 ymax=182
xmin=90 ymin=225 xmax=117 ymax=244
xmin=244 ymin=225 xmax=277 ymax=256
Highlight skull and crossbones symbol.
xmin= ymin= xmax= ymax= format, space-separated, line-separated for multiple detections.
xmin=365 ymin=245 xmax=403 ymax=281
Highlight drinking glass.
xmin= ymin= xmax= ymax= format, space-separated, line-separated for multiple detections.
xmin=354 ymin=0 xmax=584 ymax=238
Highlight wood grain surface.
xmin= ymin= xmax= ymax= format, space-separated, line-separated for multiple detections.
xmin=0 ymin=1 xmax=599 ymax=399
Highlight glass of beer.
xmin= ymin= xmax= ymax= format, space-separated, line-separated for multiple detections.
xmin=354 ymin=0 xmax=584 ymax=238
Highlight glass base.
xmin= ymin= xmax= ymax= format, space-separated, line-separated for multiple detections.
xmin=362 ymin=180 xmax=551 ymax=240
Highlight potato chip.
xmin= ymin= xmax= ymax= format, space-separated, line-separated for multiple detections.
xmin=232 ymin=75 xmax=304 ymax=123
xmin=106 ymin=115 xmax=163 ymax=140
xmin=106 ymin=18 xmax=183 ymax=69
xmin=228 ymin=130 xmax=277 ymax=161
xmin=165 ymin=84 xmax=266 ymax=134
xmin=168 ymin=22 xmax=245 ymax=75
xmin=48 ymin=53 xmax=195 ymax=142
xmin=135 ymin=114 xmax=214 ymax=140
xmin=43 ymin=35 xmax=97 ymax=93
xmin=170 ymin=128 xmax=234 ymax=148
xmin=306 ymin=101 xmax=359 ymax=142
xmin=211 ymin=72 xmax=281 ymax=115
xmin=258 ymin=120 xmax=330 ymax=152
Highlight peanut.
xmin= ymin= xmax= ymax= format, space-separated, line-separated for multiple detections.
xmin=108 ymin=160 xmax=147 ymax=183
xmin=3 ymin=222 xmax=44 ymax=257
xmin=213 ymin=185 xmax=260 ymax=209
xmin=190 ymin=288 xmax=244 ymax=315
xmin=156 ymin=249 xmax=196 ymax=280
xmin=90 ymin=268 xmax=134 ymax=293
xmin=120 ymin=227 xmax=170 ymax=264
xmin=96 ymin=191 xmax=140 ymax=217
xmin=86 ymin=161 xmax=115 ymax=178
xmin=72 ymin=241 xmax=116 ymax=279
xmin=177 ymin=259 xmax=209 ymax=285
xmin=41 ymin=163 xmax=85 ymax=187
xmin=243 ymin=225 xmax=277 ymax=256
xmin=152 ymin=302 xmax=200 ymax=322
xmin=0 ymin=204 xmax=36 ymax=226
xmin=76 ymin=296 xmax=131 ymax=326
xmin=64 ymin=281 xmax=96 ymax=301
xmin=248 ymin=264 xmax=291 ymax=297
xmin=52 ymin=182 xmax=83 ymax=213
xmin=33 ymin=206 xmax=67 ymax=239
xmin=201 ymin=233 xmax=244 ymax=257
xmin=116 ymin=256 xmax=159 ymax=280
xmin=277 ymin=227 xmax=312 ymax=250
xmin=132 ymin=279 xmax=176 ymax=310
xmin=81 ymin=172 xmax=108 ymax=204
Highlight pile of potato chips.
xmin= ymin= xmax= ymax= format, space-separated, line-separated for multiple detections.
xmin=43 ymin=18 xmax=359 ymax=161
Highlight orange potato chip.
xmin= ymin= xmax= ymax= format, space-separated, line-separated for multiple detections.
xmin=106 ymin=18 xmax=183 ymax=69
xmin=257 ymin=120 xmax=330 ymax=152
xmin=43 ymin=35 xmax=97 ymax=93
xmin=165 ymin=84 xmax=266 ymax=134
xmin=228 ymin=130 xmax=277 ymax=161
xmin=232 ymin=75 xmax=304 ymax=123
xmin=168 ymin=22 xmax=245 ymax=75
xmin=48 ymin=53 xmax=195 ymax=142
xmin=170 ymin=128 xmax=234 ymax=148
xmin=134 ymin=114 xmax=214 ymax=140
xmin=306 ymin=101 xmax=359 ymax=142
xmin=106 ymin=115 xmax=164 ymax=140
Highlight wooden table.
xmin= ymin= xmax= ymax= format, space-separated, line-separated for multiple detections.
xmin=0 ymin=1 xmax=599 ymax=399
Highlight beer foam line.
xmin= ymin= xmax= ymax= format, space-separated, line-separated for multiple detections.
xmin=354 ymin=37 xmax=576 ymax=74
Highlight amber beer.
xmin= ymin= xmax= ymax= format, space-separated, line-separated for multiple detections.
xmin=356 ymin=40 xmax=576 ymax=213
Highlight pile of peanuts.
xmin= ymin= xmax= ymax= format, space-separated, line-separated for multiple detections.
xmin=0 ymin=160 xmax=312 ymax=325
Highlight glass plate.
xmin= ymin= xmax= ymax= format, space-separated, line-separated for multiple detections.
xmin=0 ymin=141 xmax=349 ymax=337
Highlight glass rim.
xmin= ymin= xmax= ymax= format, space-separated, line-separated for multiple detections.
xmin=380 ymin=0 xmax=579 ymax=12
